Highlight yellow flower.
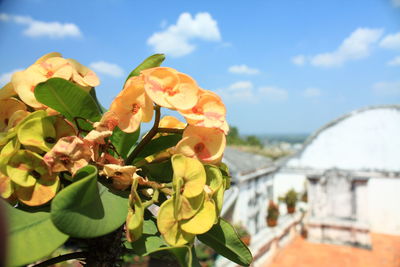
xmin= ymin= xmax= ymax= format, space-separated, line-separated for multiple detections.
xmin=110 ymin=76 xmax=153 ymax=133
xmin=6 ymin=150 xmax=59 ymax=206
xmin=100 ymin=164 xmax=136 ymax=190
xmin=142 ymin=67 xmax=199 ymax=110
xmin=179 ymin=89 xmax=228 ymax=134
xmin=12 ymin=55 xmax=73 ymax=108
xmin=11 ymin=52 xmax=100 ymax=108
xmin=159 ymin=115 xmax=186 ymax=129
xmin=43 ymin=136 xmax=92 ymax=175
xmin=66 ymin=58 xmax=100 ymax=89
xmin=0 ymin=98 xmax=27 ymax=132
xmin=175 ymin=125 xmax=226 ymax=164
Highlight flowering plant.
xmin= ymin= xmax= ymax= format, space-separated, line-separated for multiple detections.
xmin=0 ymin=53 xmax=252 ymax=266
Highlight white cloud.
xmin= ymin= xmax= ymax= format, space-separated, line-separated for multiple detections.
xmin=310 ymin=28 xmax=383 ymax=67
xmin=0 ymin=69 xmax=23 ymax=87
xmin=147 ymin=12 xmax=221 ymax=57
xmin=258 ymin=86 xmax=288 ymax=101
xmin=89 ymin=61 xmax=124 ymax=78
xmin=0 ymin=13 xmax=81 ymax=38
xmin=387 ymin=56 xmax=400 ymax=66
xmin=372 ymin=81 xmax=400 ymax=95
xmin=392 ymin=0 xmax=400 ymax=7
xmin=228 ymin=64 xmax=260 ymax=75
xmin=216 ymin=81 xmax=255 ymax=102
xmin=380 ymin=32 xmax=400 ymax=50
xmin=303 ymin=87 xmax=321 ymax=97
xmin=292 ymin=55 xmax=306 ymax=66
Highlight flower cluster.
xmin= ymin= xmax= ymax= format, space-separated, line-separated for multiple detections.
xmin=0 ymin=53 xmax=100 ymax=206
xmin=0 ymin=53 xmax=231 ymax=249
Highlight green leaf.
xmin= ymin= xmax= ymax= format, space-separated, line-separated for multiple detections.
xmin=89 ymin=87 xmax=107 ymax=113
xmin=133 ymin=134 xmax=182 ymax=164
xmin=127 ymin=214 xmax=198 ymax=267
xmin=141 ymin=160 xmax=173 ymax=183
xmin=110 ymin=126 xmax=140 ymax=159
xmin=197 ymin=218 xmax=253 ymax=266
xmin=5 ymin=201 xmax=68 ymax=266
xmin=148 ymin=245 xmax=193 ymax=267
xmin=50 ymin=165 xmax=128 ymax=238
xmin=34 ymin=78 xmax=102 ymax=123
xmin=126 ymin=54 xmax=165 ymax=81
xmin=127 ymin=218 xmax=167 ymax=256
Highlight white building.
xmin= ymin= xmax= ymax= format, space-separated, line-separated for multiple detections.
xmin=218 ymin=105 xmax=400 ymax=266
xmin=273 ymin=105 xmax=400 ymax=236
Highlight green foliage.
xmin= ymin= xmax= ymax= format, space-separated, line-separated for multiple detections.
xmin=50 ymin=165 xmax=128 ymax=238
xmin=245 ymin=135 xmax=263 ymax=148
xmin=110 ymin=126 xmax=140 ymax=159
xmin=267 ymin=200 xmax=279 ymax=221
xmin=114 ymin=54 xmax=165 ymax=161
xmin=132 ymin=134 xmax=182 ymax=164
xmin=284 ymin=189 xmax=297 ymax=207
xmin=35 ymin=78 xmax=102 ymax=123
xmin=141 ymin=160 xmax=173 ymax=183
xmin=198 ymin=218 xmax=253 ymax=266
xmin=125 ymin=54 xmax=165 ymax=82
xmin=5 ymin=201 xmax=68 ymax=266
xmin=227 ymin=126 xmax=263 ymax=148
xmin=233 ymin=224 xmax=250 ymax=238
xmin=3 ymin=53 xmax=253 ymax=267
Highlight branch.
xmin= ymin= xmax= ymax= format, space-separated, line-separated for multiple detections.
xmin=33 ymin=252 xmax=87 ymax=267
xmin=126 ymin=105 xmax=161 ymax=164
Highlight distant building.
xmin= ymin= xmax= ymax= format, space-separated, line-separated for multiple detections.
xmin=219 ymin=147 xmax=302 ymax=267
xmin=219 ymin=105 xmax=400 ymax=266
xmin=272 ymin=105 xmax=400 ymax=246
xmin=221 ymin=147 xmax=276 ymax=235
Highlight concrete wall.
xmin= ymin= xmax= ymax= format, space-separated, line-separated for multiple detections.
xmin=287 ymin=108 xmax=400 ymax=171
xmin=232 ymin=174 xmax=273 ymax=235
xmin=368 ymin=177 xmax=400 ymax=235
xmin=272 ymin=171 xmax=306 ymax=202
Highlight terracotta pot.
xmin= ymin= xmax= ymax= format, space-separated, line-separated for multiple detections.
xmin=240 ymin=235 xmax=251 ymax=245
xmin=267 ymin=218 xmax=277 ymax=227
xmin=287 ymin=205 xmax=296 ymax=214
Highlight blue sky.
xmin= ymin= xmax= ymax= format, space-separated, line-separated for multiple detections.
xmin=0 ymin=0 xmax=399 ymax=134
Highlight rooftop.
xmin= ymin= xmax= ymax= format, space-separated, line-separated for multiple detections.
xmin=223 ymin=146 xmax=273 ymax=176
xmin=267 ymin=233 xmax=400 ymax=267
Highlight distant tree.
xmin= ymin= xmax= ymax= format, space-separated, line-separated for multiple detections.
xmin=227 ymin=126 xmax=263 ymax=148
xmin=246 ymin=135 xmax=263 ymax=148
xmin=227 ymin=126 xmax=245 ymax=145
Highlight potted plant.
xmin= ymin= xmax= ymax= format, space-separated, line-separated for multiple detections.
xmin=266 ymin=200 xmax=279 ymax=227
xmin=195 ymin=242 xmax=217 ymax=267
xmin=284 ymin=189 xmax=298 ymax=214
xmin=234 ymin=224 xmax=251 ymax=245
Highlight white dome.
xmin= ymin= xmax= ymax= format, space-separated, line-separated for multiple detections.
xmin=287 ymin=106 xmax=400 ymax=172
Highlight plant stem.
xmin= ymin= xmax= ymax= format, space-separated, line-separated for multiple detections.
xmin=33 ymin=252 xmax=87 ymax=267
xmin=157 ymin=127 xmax=184 ymax=134
xmin=126 ymin=105 xmax=161 ymax=164
xmin=143 ymin=189 xmax=159 ymax=208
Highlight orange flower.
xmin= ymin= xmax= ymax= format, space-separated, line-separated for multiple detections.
xmin=179 ymin=90 xmax=228 ymax=134
xmin=110 ymin=76 xmax=153 ymax=133
xmin=100 ymin=164 xmax=136 ymax=190
xmin=142 ymin=67 xmax=199 ymax=110
xmin=0 ymin=98 xmax=27 ymax=131
xmin=159 ymin=116 xmax=186 ymax=129
xmin=155 ymin=115 xmax=187 ymax=139
xmin=43 ymin=136 xmax=92 ymax=175
xmin=11 ymin=52 xmax=100 ymax=109
xmin=174 ymin=125 xmax=226 ymax=164
xmin=12 ymin=55 xmax=73 ymax=108
xmin=66 ymin=58 xmax=100 ymax=89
